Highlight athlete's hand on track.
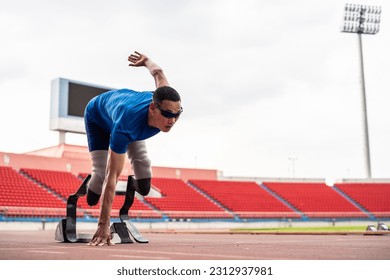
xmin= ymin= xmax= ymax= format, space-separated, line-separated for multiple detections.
xmin=87 ymin=224 xmax=114 ymax=246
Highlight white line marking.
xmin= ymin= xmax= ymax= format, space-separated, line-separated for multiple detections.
xmin=110 ymin=248 xmax=257 ymax=259
xmin=110 ymin=254 xmax=169 ymax=260
xmin=27 ymin=250 xmax=65 ymax=254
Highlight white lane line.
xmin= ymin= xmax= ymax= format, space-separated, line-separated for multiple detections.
xmin=109 ymin=248 xmax=257 ymax=259
xmin=27 ymin=250 xmax=65 ymax=255
xmin=110 ymin=254 xmax=169 ymax=260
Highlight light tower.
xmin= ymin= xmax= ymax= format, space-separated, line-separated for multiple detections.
xmin=341 ymin=3 xmax=382 ymax=178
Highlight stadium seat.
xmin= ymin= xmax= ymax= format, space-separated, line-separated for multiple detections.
xmin=335 ymin=183 xmax=390 ymax=218
xmin=264 ymin=182 xmax=368 ymax=218
xmin=145 ymin=178 xmax=232 ymax=219
xmin=190 ymin=179 xmax=300 ymax=219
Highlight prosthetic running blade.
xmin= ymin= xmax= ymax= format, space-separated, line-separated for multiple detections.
xmin=55 ymin=174 xmax=148 ymax=244
xmin=55 ymin=175 xmax=91 ymax=243
xmin=55 ymin=175 xmax=127 ymax=244
xmin=121 ymin=216 xmax=149 ymax=243
xmin=118 ymin=176 xmax=149 ymax=243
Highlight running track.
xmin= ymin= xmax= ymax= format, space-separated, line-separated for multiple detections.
xmin=0 ymin=230 xmax=389 ymax=260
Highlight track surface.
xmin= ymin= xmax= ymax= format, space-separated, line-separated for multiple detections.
xmin=0 ymin=230 xmax=389 ymax=260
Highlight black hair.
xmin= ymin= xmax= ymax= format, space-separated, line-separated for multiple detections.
xmin=153 ymin=86 xmax=181 ymax=104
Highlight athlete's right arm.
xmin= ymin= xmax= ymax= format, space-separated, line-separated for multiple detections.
xmin=128 ymin=51 xmax=169 ymax=88
xmin=88 ymin=149 xmax=125 ymax=246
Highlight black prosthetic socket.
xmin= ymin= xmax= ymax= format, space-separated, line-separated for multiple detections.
xmin=134 ymin=178 xmax=151 ymax=196
xmin=119 ymin=176 xmax=151 ymax=217
xmin=86 ymin=189 xmax=100 ymax=206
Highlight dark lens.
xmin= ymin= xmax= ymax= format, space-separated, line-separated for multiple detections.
xmin=161 ymin=110 xmax=180 ymax=119
xmin=155 ymin=103 xmax=182 ymax=119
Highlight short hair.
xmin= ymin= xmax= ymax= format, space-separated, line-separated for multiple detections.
xmin=153 ymin=86 xmax=181 ymax=104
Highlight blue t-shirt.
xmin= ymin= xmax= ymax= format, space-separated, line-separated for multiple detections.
xmin=86 ymin=89 xmax=160 ymax=154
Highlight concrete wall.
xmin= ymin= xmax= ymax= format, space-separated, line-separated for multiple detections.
xmin=0 ymin=145 xmax=219 ymax=181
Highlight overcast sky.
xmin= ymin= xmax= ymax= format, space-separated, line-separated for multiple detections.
xmin=0 ymin=0 xmax=389 ymax=180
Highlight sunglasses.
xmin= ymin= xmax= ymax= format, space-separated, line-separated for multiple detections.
xmin=154 ymin=102 xmax=183 ymax=119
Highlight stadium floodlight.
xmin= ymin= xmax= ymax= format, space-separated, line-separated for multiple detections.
xmin=341 ymin=3 xmax=382 ymax=178
xmin=342 ymin=4 xmax=382 ymax=34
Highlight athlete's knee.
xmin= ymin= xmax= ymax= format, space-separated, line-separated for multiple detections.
xmin=87 ymin=172 xmax=104 ymax=206
xmin=127 ymin=141 xmax=152 ymax=180
xmin=86 ymin=150 xmax=108 ymax=206
xmin=89 ymin=170 xmax=105 ymax=190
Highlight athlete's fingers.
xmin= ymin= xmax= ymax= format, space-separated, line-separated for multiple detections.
xmin=107 ymin=238 xmax=114 ymax=246
xmin=87 ymin=237 xmax=97 ymax=246
xmin=91 ymin=237 xmax=103 ymax=246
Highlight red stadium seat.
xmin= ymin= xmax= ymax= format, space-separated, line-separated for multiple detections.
xmin=190 ymin=179 xmax=300 ymax=219
xmin=145 ymin=178 xmax=233 ymax=219
xmin=264 ymin=182 xmax=368 ymax=218
xmin=0 ymin=166 xmax=66 ymax=218
xmin=336 ymin=183 xmax=390 ymax=218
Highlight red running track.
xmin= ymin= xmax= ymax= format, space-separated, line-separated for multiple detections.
xmin=0 ymin=229 xmax=389 ymax=260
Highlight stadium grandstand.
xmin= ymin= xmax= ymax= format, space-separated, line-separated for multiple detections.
xmin=1 ymin=144 xmax=389 ymax=226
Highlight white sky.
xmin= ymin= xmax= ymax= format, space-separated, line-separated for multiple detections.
xmin=0 ymin=0 xmax=389 ymax=179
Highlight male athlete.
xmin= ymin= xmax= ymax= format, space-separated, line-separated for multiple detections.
xmin=84 ymin=51 xmax=182 ymax=246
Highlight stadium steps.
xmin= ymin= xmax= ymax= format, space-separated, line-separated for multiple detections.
xmin=332 ymin=184 xmax=375 ymax=219
xmin=20 ymin=168 xmax=91 ymax=217
xmin=145 ymin=178 xmax=231 ymax=220
xmin=186 ymin=181 xmax=239 ymax=220
xmin=259 ymin=183 xmax=306 ymax=220
xmin=263 ymin=182 xmax=368 ymax=219
xmin=189 ymin=179 xmax=301 ymax=219
xmin=0 ymin=166 xmax=68 ymax=218
xmin=334 ymin=183 xmax=390 ymax=219
xmin=19 ymin=169 xmax=68 ymax=203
